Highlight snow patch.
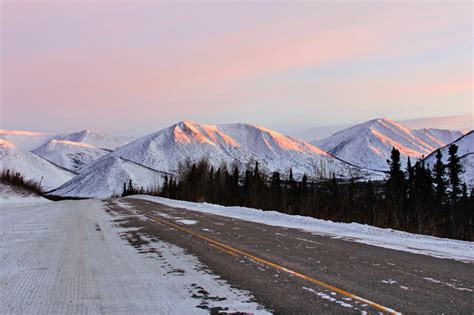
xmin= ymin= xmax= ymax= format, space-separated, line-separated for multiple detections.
xmin=176 ymin=219 xmax=198 ymax=225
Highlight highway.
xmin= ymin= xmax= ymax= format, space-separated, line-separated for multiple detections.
xmin=115 ymin=198 xmax=474 ymax=313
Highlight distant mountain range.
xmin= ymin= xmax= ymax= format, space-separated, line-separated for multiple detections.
xmin=314 ymin=118 xmax=462 ymax=171
xmin=0 ymin=129 xmax=129 ymax=151
xmin=105 ymin=121 xmax=375 ymax=179
xmin=0 ymin=139 xmax=75 ymax=191
xmin=1 ymin=118 xmax=471 ymax=197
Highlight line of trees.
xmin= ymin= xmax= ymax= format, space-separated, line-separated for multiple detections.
xmin=385 ymin=145 xmax=472 ymax=240
xmin=123 ymin=144 xmax=473 ymax=241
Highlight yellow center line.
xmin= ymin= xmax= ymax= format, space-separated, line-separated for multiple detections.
xmin=139 ymin=210 xmax=401 ymax=314
xmin=209 ymin=243 xmax=240 ymax=257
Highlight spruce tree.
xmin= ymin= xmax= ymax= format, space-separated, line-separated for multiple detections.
xmin=385 ymin=148 xmax=406 ymax=227
xmin=270 ymin=171 xmax=282 ymax=210
xmin=447 ymin=144 xmax=463 ymax=203
xmin=433 ymin=150 xmax=447 ymax=204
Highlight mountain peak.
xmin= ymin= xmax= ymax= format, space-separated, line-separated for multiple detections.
xmin=0 ymin=138 xmax=17 ymax=149
xmin=364 ymin=117 xmax=398 ymax=127
xmin=46 ymin=139 xmax=97 ymax=149
xmin=55 ymin=130 xmax=129 ymax=150
xmin=314 ymin=117 xmax=462 ymax=171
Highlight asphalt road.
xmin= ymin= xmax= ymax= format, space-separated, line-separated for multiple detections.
xmin=108 ymin=198 xmax=474 ymax=314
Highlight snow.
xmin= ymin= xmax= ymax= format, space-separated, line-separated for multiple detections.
xmin=0 ymin=183 xmax=50 ymax=206
xmin=422 ymin=277 xmax=472 ymax=292
xmin=415 ymin=128 xmax=464 ymax=147
xmin=131 ymin=195 xmax=474 ymax=263
xmin=0 ymin=129 xmax=55 ymax=151
xmin=424 ymin=131 xmax=474 ymax=187
xmin=0 ymin=199 xmax=268 ymax=314
xmin=176 ymin=219 xmax=198 ymax=225
xmin=33 ymin=139 xmax=109 ymax=172
xmin=302 ymin=287 xmax=354 ymax=310
xmin=107 ymin=120 xmax=383 ymax=180
xmin=0 ymin=139 xmax=76 ymax=191
xmin=55 ymin=129 xmax=130 ymax=150
xmin=50 ymin=156 xmax=166 ymax=198
xmin=0 ymin=129 xmax=130 ymax=151
xmin=314 ymin=118 xmax=463 ymax=171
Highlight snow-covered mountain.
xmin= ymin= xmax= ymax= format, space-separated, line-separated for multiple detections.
xmin=50 ymin=157 xmax=165 ymax=198
xmin=414 ymin=128 xmax=464 ymax=148
xmin=104 ymin=121 xmax=381 ymax=180
xmin=424 ymin=131 xmax=474 ymax=188
xmin=50 ymin=121 xmax=386 ymax=198
xmin=0 ymin=139 xmax=75 ymax=191
xmin=55 ymin=130 xmax=129 ymax=150
xmin=32 ymin=140 xmax=109 ymax=172
xmin=0 ymin=129 xmax=130 ymax=152
xmin=0 ymin=130 xmax=55 ymax=151
xmin=314 ymin=118 xmax=463 ymax=171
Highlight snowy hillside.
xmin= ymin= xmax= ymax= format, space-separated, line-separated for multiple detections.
xmin=0 ymin=129 xmax=55 ymax=151
xmin=424 ymin=131 xmax=474 ymax=187
xmin=55 ymin=130 xmax=129 ymax=150
xmin=0 ymin=139 xmax=75 ymax=191
xmin=414 ymin=128 xmax=463 ymax=148
xmin=0 ymin=182 xmax=50 ymax=205
xmin=32 ymin=140 xmax=109 ymax=172
xmin=107 ymin=121 xmax=381 ymax=180
xmin=314 ymin=118 xmax=463 ymax=171
xmin=50 ymin=157 xmax=165 ymax=198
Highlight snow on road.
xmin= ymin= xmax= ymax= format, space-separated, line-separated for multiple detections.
xmin=131 ymin=196 xmax=474 ymax=263
xmin=0 ymin=199 xmax=268 ymax=314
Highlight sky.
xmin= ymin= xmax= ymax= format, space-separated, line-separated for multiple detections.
xmin=1 ymin=1 xmax=472 ymax=136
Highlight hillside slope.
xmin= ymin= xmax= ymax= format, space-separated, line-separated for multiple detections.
xmin=0 ymin=139 xmax=75 ymax=191
xmin=0 ymin=130 xmax=55 ymax=151
xmin=314 ymin=118 xmax=462 ymax=170
xmin=33 ymin=140 xmax=109 ymax=172
xmin=50 ymin=157 xmax=165 ymax=198
xmin=55 ymin=130 xmax=129 ymax=150
xmin=424 ymin=131 xmax=474 ymax=187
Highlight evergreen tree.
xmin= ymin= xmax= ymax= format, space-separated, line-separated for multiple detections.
xmin=365 ymin=180 xmax=376 ymax=225
xmin=433 ymin=149 xmax=447 ymax=204
xmin=162 ymin=175 xmax=169 ymax=198
xmin=329 ymin=174 xmax=339 ymax=216
xmin=447 ymin=144 xmax=463 ymax=203
xmin=270 ymin=171 xmax=283 ymax=210
xmin=385 ymin=148 xmax=406 ymax=226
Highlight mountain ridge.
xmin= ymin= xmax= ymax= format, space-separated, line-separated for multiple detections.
xmin=314 ymin=118 xmax=463 ymax=171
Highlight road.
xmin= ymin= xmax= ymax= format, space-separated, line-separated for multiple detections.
xmin=2 ymin=198 xmax=473 ymax=314
xmin=114 ymin=198 xmax=474 ymax=314
xmin=0 ymin=199 xmax=266 ymax=314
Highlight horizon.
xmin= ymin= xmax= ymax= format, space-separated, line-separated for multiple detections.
xmin=2 ymin=2 xmax=472 ymax=135
xmin=1 ymin=113 xmax=472 ymax=140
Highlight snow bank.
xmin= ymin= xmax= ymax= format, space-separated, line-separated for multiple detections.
xmin=0 ymin=183 xmax=50 ymax=207
xmin=131 ymin=195 xmax=474 ymax=263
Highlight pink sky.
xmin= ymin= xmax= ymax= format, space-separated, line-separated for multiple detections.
xmin=1 ymin=1 xmax=472 ymax=136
